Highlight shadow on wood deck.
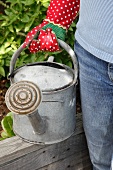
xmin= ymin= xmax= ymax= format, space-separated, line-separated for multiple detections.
xmin=0 ymin=113 xmax=92 ymax=170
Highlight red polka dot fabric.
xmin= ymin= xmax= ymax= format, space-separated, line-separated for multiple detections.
xmin=45 ymin=0 xmax=80 ymax=29
xmin=29 ymin=28 xmax=60 ymax=52
xmin=23 ymin=21 xmax=49 ymax=48
xmin=23 ymin=0 xmax=80 ymax=53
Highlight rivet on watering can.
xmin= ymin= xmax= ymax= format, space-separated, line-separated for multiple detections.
xmin=5 ymin=81 xmax=46 ymax=134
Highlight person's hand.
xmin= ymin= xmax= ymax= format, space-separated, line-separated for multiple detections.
xmin=29 ymin=28 xmax=60 ymax=53
xmin=23 ymin=0 xmax=80 ymax=53
xmin=26 ymin=28 xmax=60 ymax=53
xmin=23 ymin=21 xmax=60 ymax=53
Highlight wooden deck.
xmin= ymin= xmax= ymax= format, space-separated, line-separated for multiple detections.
xmin=0 ymin=113 xmax=92 ymax=170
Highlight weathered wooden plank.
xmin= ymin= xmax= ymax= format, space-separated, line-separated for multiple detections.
xmin=0 ymin=133 xmax=89 ymax=170
xmin=0 ymin=136 xmax=45 ymax=165
xmin=0 ymin=113 xmax=91 ymax=170
xmin=0 ymin=113 xmax=83 ymax=164
xmin=37 ymin=150 xmax=92 ymax=170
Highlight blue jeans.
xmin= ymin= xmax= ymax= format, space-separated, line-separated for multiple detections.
xmin=74 ymin=41 xmax=113 ymax=170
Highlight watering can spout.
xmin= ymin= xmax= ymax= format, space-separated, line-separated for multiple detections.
xmin=5 ymin=80 xmax=46 ymax=135
xmin=28 ymin=110 xmax=46 ymax=134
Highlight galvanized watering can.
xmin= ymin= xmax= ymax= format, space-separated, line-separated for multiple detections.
xmin=5 ymin=39 xmax=78 ymax=144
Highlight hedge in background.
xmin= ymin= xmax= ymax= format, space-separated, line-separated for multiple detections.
xmin=0 ymin=0 xmax=77 ymax=79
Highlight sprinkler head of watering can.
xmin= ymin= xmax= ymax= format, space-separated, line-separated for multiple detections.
xmin=5 ymin=81 xmax=41 ymax=115
xmin=5 ymin=81 xmax=46 ymax=134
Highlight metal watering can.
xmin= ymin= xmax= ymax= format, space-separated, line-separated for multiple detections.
xmin=5 ymin=39 xmax=78 ymax=144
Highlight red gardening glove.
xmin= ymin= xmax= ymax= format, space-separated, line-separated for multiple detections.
xmin=29 ymin=28 xmax=60 ymax=52
xmin=23 ymin=0 xmax=80 ymax=53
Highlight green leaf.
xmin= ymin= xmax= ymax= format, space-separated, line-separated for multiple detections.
xmin=66 ymin=61 xmax=73 ymax=68
xmin=7 ymin=36 xmax=15 ymax=43
xmin=6 ymin=0 xmax=16 ymax=4
xmin=69 ymin=27 xmax=73 ymax=31
xmin=6 ymin=112 xmax=13 ymax=119
xmin=5 ymin=47 xmax=12 ymax=53
xmin=4 ymin=9 xmax=12 ymax=16
xmin=21 ymin=15 xmax=30 ymax=23
xmin=0 ymin=137 xmax=4 ymax=141
xmin=1 ymin=22 xmax=7 ymax=27
xmin=14 ymin=23 xmax=24 ymax=32
xmin=0 ymin=14 xmax=3 ymax=20
xmin=42 ymin=2 xmax=49 ymax=8
xmin=8 ymin=25 xmax=14 ymax=32
xmin=0 ymin=59 xmax=4 ymax=66
xmin=55 ymin=57 xmax=62 ymax=64
xmin=71 ymin=22 xmax=76 ymax=27
xmin=5 ymin=81 xmax=10 ymax=88
xmin=24 ymin=18 xmax=35 ymax=32
xmin=1 ymin=131 xmax=9 ymax=139
xmin=13 ymin=3 xmax=22 ymax=12
xmin=21 ymin=0 xmax=35 ymax=6
xmin=4 ymin=58 xmax=10 ymax=67
xmin=41 ymin=0 xmax=50 ymax=8
xmin=11 ymin=44 xmax=17 ymax=50
xmin=35 ymin=53 xmax=47 ymax=62
xmin=1 ymin=116 xmax=15 ymax=137
xmin=4 ymin=42 xmax=10 ymax=48
xmin=0 ymin=66 xmax=5 ymax=77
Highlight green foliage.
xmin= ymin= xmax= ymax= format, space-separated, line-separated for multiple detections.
xmin=0 ymin=112 xmax=15 ymax=140
xmin=0 ymin=0 xmax=77 ymax=78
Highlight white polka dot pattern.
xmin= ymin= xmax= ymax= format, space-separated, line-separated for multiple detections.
xmin=46 ymin=0 xmax=80 ymax=29
xmin=23 ymin=0 xmax=80 ymax=53
xmin=29 ymin=28 xmax=60 ymax=52
xmin=23 ymin=21 xmax=48 ymax=48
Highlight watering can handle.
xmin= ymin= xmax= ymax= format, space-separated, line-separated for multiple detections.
xmin=10 ymin=39 xmax=78 ymax=82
